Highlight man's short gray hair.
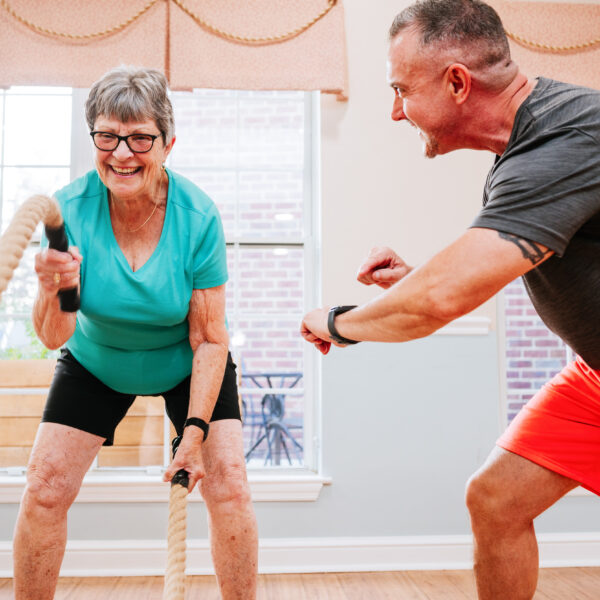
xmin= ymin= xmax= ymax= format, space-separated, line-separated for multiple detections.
xmin=389 ymin=0 xmax=510 ymax=67
xmin=85 ymin=65 xmax=175 ymax=143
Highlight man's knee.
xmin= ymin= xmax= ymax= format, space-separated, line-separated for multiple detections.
xmin=200 ymin=461 xmax=251 ymax=509
xmin=465 ymin=467 xmax=529 ymax=533
xmin=465 ymin=469 xmax=496 ymax=517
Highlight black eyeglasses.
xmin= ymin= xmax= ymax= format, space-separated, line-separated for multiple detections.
xmin=90 ymin=131 xmax=160 ymax=153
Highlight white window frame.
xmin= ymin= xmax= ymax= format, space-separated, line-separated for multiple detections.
xmin=0 ymin=88 xmax=330 ymax=502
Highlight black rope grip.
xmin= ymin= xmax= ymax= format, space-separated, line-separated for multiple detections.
xmin=44 ymin=224 xmax=80 ymax=312
xmin=171 ymin=435 xmax=189 ymax=488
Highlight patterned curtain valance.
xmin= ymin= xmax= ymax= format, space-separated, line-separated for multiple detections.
xmin=0 ymin=0 xmax=348 ymax=98
xmin=488 ymin=0 xmax=600 ymax=90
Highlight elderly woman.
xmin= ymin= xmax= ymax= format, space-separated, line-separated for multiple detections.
xmin=12 ymin=66 xmax=257 ymax=600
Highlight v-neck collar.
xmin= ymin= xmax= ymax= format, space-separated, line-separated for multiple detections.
xmin=102 ymin=169 xmax=172 ymax=276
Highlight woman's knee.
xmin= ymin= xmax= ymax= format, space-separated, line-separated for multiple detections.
xmin=200 ymin=461 xmax=251 ymax=509
xmin=23 ymin=461 xmax=81 ymax=514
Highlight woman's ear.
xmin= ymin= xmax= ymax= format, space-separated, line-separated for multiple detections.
xmin=163 ymin=135 xmax=176 ymax=158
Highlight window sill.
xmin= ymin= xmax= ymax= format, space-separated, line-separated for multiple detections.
xmin=0 ymin=469 xmax=331 ymax=503
xmin=434 ymin=315 xmax=491 ymax=336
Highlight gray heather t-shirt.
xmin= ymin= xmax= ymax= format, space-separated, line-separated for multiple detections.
xmin=471 ymin=77 xmax=600 ymax=368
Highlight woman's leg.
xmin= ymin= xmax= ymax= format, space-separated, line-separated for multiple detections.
xmin=199 ymin=419 xmax=258 ymax=600
xmin=13 ymin=423 xmax=105 ymax=600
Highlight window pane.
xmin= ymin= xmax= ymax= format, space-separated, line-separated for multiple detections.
xmin=170 ymin=91 xmax=237 ymax=169
xmin=238 ymin=170 xmax=303 ymax=239
xmin=236 ymin=315 xmax=305 ymax=466
xmin=0 ymin=245 xmax=37 ymax=317
xmin=237 ymin=247 xmax=304 ymax=314
xmin=225 ymin=246 xmax=236 ymax=319
xmin=169 ymin=89 xmax=306 ymax=241
xmin=0 ymin=246 xmax=57 ymax=360
xmin=238 ymin=91 xmax=304 ymax=169
xmin=4 ymin=95 xmax=71 ymax=165
xmin=241 ymin=386 xmax=304 ymax=467
xmin=504 ymin=279 xmax=568 ymax=423
xmin=176 ymin=169 xmax=237 ymax=239
xmin=1 ymin=167 xmax=70 ymax=234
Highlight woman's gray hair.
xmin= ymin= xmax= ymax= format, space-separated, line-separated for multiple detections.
xmin=85 ymin=65 xmax=175 ymax=143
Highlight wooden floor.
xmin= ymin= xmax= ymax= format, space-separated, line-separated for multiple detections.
xmin=1 ymin=568 xmax=600 ymax=599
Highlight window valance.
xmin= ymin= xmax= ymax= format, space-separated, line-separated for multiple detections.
xmin=0 ymin=0 xmax=348 ymax=98
xmin=488 ymin=0 xmax=600 ymax=90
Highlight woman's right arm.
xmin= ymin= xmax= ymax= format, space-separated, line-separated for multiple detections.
xmin=33 ymin=247 xmax=82 ymax=349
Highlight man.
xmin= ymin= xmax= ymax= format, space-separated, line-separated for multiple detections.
xmin=300 ymin=0 xmax=600 ymax=598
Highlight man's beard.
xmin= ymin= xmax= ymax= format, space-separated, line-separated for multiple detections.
xmin=416 ymin=127 xmax=440 ymax=159
xmin=422 ymin=136 xmax=439 ymax=159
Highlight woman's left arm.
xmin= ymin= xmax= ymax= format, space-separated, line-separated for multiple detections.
xmin=163 ymin=284 xmax=229 ymax=492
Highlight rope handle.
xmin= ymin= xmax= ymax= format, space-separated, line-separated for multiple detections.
xmin=170 ymin=435 xmax=190 ymax=488
xmin=164 ymin=435 xmax=189 ymax=600
xmin=44 ymin=223 xmax=80 ymax=312
xmin=0 ymin=194 xmax=79 ymax=313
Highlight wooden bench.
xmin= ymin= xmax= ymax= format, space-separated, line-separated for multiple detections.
xmin=0 ymin=360 xmax=169 ymax=468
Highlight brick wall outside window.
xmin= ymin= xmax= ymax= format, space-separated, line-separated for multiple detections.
xmin=169 ymin=90 xmax=308 ymax=465
xmin=504 ymin=278 xmax=570 ymax=424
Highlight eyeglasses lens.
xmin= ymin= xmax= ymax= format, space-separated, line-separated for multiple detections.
xmin=93 ymin=133 xmax=154 ymax=153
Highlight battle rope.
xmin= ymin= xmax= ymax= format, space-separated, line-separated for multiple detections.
xmin=0 ymin=194 xmax=78 ymax=311
xmin=164 ymin=437 xmax=189 ymax=600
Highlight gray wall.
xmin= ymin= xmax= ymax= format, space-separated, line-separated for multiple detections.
xmin=2 ymin=0 xmax=600 ymax=548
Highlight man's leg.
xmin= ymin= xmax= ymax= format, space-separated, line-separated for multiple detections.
xmin=13 ymin=423 xmax=104 ymax=600
xmin=199 ymin=419 xmax=258 ymax=600
xmin=466 ymin=446 xmax=578 ymax=600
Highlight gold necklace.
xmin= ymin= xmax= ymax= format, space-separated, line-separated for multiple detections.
xmin=109 ymin=190 xmax=159 ymax=233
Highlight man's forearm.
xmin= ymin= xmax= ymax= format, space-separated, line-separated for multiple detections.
xmin=335 ymin=267 xmax=451 ymax=343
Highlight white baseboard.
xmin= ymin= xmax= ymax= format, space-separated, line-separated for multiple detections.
xmin=2 ymin=533 xmax=600 ymax=577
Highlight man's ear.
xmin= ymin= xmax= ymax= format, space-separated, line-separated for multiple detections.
xmin=446 ymin=63 xmax=471 ymax=105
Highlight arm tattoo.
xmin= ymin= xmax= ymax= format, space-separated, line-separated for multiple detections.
xmin=498 ymin=232 xmax=552 ymax=265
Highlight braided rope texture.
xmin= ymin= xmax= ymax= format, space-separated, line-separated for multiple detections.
xmin=172 ymin=0 xmax=337 ymax=45
xmin=164 ymin=482 xmax=188 ymax=600
xmin=1 ymin=0 xmax=337 ymax=45
xmin=0 ymin=194 xmax=61 ymax=301
xmin=0 ymin=0 xmax=160 ymax=40
xmin=506 ymin=29 xmax=600 ymax=52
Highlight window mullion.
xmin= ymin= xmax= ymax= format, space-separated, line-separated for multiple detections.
xmin=0 ymin=89 xmax=6 ymax=231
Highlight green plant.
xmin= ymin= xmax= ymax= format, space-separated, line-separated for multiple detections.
xmin=0 ymin=319 xmax=59 ymax=360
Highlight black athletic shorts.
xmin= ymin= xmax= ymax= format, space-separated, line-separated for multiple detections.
xmin=41 ymin=348 xmax=241 ymax=446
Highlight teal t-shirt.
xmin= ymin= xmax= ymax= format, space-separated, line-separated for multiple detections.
xmin=51 ymin=168 xmax=228 ymax=394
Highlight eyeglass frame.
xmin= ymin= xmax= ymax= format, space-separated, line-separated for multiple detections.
xmin=89 ymin=131 xmax=161 ymax=154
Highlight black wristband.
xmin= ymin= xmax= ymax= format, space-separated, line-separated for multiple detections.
xmin=184 ymin=417 xmax=209 ymax=441
xmin=327 ymin=305 xmax=360 ymax=345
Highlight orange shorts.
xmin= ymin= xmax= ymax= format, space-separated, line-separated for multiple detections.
xmin=498 ymin=356 xmax=600 ymax=496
